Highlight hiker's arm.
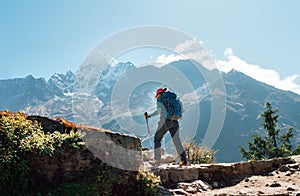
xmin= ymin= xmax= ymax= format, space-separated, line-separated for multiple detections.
xmin=148 ymin=110 xmax=159 ymax=118
xmin=148 ymin=101 xmax=163 ymax=118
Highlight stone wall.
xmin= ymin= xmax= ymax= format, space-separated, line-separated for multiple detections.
xmin=153 ymin=157 xmax=295 ymax=188
xmin=24 ymin=115 xmax=143 ymax=191
xmin=82 ymin=128 xmax=142 ymax=171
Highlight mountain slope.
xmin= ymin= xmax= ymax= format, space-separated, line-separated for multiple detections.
xmin=0 ymin=61 xmax=299 ymax=162
xmin=213 ymin=70 xmax=300 ymax=161
xmin=0 ymin=75 xmax=54 ymax=111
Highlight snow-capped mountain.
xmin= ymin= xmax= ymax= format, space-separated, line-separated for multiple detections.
xmin=95 ymin=62 xmax=134 ymax=102
xmin=48 ymin=71 xmax=75 ymax=97
xmin=1 ymin=60 xmax=299 ymax=162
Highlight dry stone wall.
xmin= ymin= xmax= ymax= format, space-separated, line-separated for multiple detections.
xmin=153 ymin=157 xmax=295 ymax=188
xmin=24 ymin=115 xmax=142 ymax=189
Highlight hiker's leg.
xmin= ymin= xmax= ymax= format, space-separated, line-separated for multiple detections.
xmin=154 ymin=121 xmax=168 ymax=161
xmin=169 ymin=120 xmax=187 ymax=162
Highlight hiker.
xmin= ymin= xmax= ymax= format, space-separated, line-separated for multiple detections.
xmin=145 ymin=88 xmax=187 ymax=166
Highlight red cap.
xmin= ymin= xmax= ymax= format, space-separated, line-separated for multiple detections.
xmin=155 ymin=88 xmax=165 ymax=98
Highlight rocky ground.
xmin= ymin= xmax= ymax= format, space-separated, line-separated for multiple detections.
xmin=145 ymin=155 xmax=300 ymax=196
xmin=202 ymin=163 xmax=300 ymax=196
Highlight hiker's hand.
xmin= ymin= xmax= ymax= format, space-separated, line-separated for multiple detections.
xmin=144 ymin=112 xmax=150 ymax=119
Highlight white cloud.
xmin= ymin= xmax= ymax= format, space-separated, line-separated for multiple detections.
xmin=155 ymin=40 xmax=216 ymax=70
xmin=175 ymin=39 xmax=199 ymax=53
xmin=216 ymin=48 xmax=300 ymax=95
xmin=154 ymin=41 xmax=300 ymax=95
xmin=156 ymin=54 xmax=187 ymax=66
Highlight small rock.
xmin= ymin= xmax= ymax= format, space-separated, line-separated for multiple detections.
xmin=278 ymin=165 xmax=290 ymax=172
xmin=287 ymin=163 xmax=299 ymax=169
xmin=177 ymin=179 xmax=212 ymax=193
xmin=265 ymin=184 xmax=269 ymax=187
xmin=161 ymin=154 xmax=175 ymax=164
xmin=270 ymin=182 xmax=281 ymax=187
xmin=287 ymin=187 xmax=295 ymax=191
xmin=192 ymin=180 xmax=212 ymax=191
xmin=290 ymin=170 xmax=295 ymax=174
xmin=186 ymin=186 xmax=197 ymax=193
xmin=170 ymin=188 xmax=189 ymax=195
xmin=258 ymin=191 xmax=264 ymax=194
xmin=244 ymin=178 xmax=250 ymax=182
xmin=213 ymin=182 xmax=219 ymax=188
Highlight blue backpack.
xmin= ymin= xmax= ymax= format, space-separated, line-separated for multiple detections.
xmin=161 ymin=91 xmax=183 ymax=120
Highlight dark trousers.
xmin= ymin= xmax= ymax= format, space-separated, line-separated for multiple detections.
xmin=154 ymin=119 xmax=187 ymax=162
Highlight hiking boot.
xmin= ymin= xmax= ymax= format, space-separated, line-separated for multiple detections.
xmin=149 ymin=160 xmax=161 ymax=167
xmin=179 ymin=160 xmax=188 ymax=166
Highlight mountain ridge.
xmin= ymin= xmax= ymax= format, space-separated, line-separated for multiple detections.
xmin=1 ymin=61 xmax=299 ymax=162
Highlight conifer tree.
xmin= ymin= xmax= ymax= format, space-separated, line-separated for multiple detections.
xmin=240 ymin=102 xmax=295 ymax=160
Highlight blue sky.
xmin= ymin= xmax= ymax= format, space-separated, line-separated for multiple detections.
xmin=0 ymin=0 xmax=299 ymax=94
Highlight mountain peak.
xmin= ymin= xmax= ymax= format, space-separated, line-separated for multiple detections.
xmin=48 ymin=71 xmax=75 ymax=97
xmin=25 ymin=75 xmax=35 ymax=80
xmin=95 ymin=62 xmax=135 ymax=102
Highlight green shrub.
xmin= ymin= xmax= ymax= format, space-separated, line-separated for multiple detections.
xmin=0 ymin=112 xmax=85 ymax=195
xmin=45 ymin=168 xmax=160 ymax=196
xmin=46 ymin=181 xmax=99 ymax=196
xmin=136 ymin=170 xmax=160 ymax=195
xmin=293 ymin=144 xmax=300 ymax=155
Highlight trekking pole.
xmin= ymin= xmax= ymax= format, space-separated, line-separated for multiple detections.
xmin=144 ymin=112 xmax=152 ymax=149
xmin=144 ymin=112 xmax=150 ymax=135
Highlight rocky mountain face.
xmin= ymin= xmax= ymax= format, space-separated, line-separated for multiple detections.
xmin=48 ymin=71 xmax=75 ymax=97
xmin=216 ymin=70 xmax=300 ymax=162
xmin=0 ymin=75 xmax=54 ymax=111
xmin=1 ymin=60 xmax=299 ymax=162
xmin=95 ymin=62 xmax=134 ymax=103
